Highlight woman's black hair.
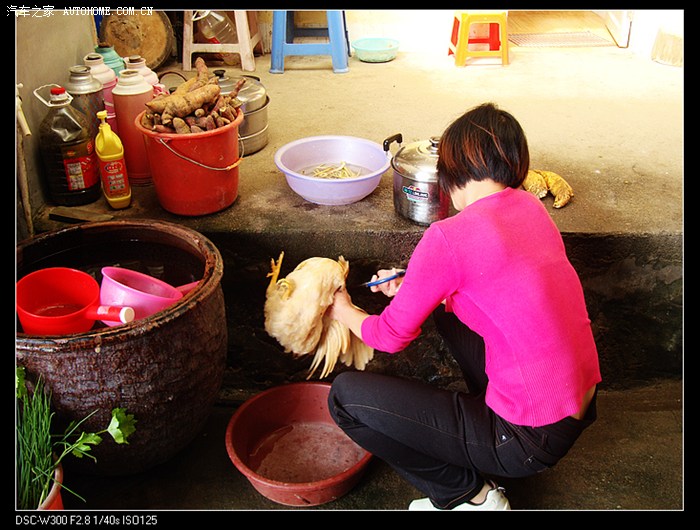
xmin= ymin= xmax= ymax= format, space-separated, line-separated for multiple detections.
xmin=437 ymin=102 xmax=530 ymax=194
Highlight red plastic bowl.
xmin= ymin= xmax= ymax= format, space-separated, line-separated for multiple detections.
xmin=225 ymin=382 xmax=372 ymax=507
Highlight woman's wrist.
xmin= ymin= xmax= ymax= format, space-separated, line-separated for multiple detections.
xmin=338 ymin=303 xmax=369 ymax=340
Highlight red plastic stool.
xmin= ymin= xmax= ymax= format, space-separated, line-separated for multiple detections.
xmin=448 ymin=11 xmax=509 ymax=66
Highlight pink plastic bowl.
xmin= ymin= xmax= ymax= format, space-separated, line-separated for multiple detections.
xmin=274 ymin=135 xmax=390 ymax=205
xmin=100 ymin=266 xmax=183 ymax=325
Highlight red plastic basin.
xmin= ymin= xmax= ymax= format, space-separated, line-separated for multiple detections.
xmin=225 ymin=382 xmax=372 ymax=507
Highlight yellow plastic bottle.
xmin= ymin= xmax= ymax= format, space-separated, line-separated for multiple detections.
xmin=95 ymin=109 xmax=131 ymax=209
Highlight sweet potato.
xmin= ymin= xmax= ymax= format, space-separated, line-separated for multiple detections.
xmin=172 ymin=76 xmax=198 ymax=96
xmin=158 ymin=84 xmax=221 ymax=125
xmin=172 ymin=117 xmax=191 ymax=134
xmin=188 ymin=57 xmax=211 ymax=91
xmin=142 ymin=58 xmax=243 ymax=134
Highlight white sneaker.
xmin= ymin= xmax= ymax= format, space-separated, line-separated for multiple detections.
xmin=408 ymin=482 xmax=511 ymax=511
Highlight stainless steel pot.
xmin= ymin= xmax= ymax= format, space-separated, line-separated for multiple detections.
xmin=239 ymin=124 xmax=268 ymax=157
xmin=214 ymin=71 xmax=269 ymax=155
xmin=384 ymin=133 xmax=449 ymax=226
xmin=214 ymin=70 xmax=267 ymax=113
xmin=238 ymin=95 xmax=269 ymax=137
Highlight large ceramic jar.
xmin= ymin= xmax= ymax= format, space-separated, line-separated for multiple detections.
xmin=16 ymin=220 xmax=228 ymax=476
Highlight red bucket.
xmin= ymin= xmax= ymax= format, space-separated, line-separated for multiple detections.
xmin=135 ymin=110 xmax=244 ymax=216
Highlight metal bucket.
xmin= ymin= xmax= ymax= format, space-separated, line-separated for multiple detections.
xmin=16 ymin=220 xmax=228 ymax=476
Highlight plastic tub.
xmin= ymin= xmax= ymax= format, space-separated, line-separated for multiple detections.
xmin=225 ymin=382 xmax=372 ymax=506
xmin=134 ymin=109 xmax=244 ymax=216
xmin=274 ymin=135 xmax=390 ymax=205
xmin=352 ymin=38 xmax=399 ymax=63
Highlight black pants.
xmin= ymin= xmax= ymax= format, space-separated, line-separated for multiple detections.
xmin=328 ymin=305 xmax=596 ymax=509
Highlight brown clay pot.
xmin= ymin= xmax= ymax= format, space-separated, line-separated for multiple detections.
xmin=16 ymin=220 xmax=228 ymax=476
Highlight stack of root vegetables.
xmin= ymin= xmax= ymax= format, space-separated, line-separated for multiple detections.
xmin=140 ymin=57 xmax=245 ymax=135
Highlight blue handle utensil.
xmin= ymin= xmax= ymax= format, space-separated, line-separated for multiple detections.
xmin=359 ymin=270 xmax=406 ymax=288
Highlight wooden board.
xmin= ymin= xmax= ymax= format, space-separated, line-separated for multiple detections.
xmin=99 ymin=11 xmax=175 ymax=70
xmin=508 ymin=10 xmax=613 ymax=41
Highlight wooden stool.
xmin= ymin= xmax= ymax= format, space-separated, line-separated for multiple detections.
xmin=270 ymin=10 xmax=349 ymax=74
xmin=182 ymin=10 xmax=262 ymax=72
xmin=448 ymin=11 xmax=509 ymax=66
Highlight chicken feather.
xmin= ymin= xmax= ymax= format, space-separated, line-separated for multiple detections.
xmin=264 ymin=252 xmax=374 ymax=379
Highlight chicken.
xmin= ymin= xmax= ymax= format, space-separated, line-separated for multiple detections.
xmin=264 ymin=251 xmax=374 ymax=379
xmin=523 ymin=169 xmax=574 ymax=208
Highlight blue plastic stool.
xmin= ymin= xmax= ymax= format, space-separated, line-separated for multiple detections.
xmin=270 ymin=10 xmax=349 ymax=74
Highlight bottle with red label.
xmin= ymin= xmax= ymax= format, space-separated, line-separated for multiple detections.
xmin=35 ymin=85 xmax=100 ymax=206
xmin=95 ymin=109 xmax=131 ymax=209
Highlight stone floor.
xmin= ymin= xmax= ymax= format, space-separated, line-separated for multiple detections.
xmin=61 ymin=378 xmax=683 ymax=513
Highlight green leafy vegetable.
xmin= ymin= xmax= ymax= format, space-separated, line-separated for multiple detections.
xmin=16 ymin=366 xmax=137 ymax=509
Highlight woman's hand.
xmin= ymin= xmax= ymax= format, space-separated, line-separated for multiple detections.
xmin=370 ymin=268 xmax=404 ymax=298
xmin=328 ymin=286 xmax=353 ymax=321
xmin=328 ymin=286 xmax=368 ymax=340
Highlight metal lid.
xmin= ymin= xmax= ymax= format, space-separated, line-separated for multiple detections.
xmin=65 ymin=65 xmax=103 ymax=94
xmin=392 ymin=136 xmax=440 ymax=183
xmin=213 ymin=70 xmax=266 ymax=112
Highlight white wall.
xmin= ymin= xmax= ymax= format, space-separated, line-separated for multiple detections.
xmin=345 ymin=10 xmax=455 ymax=54
xmin=628 ymin=10 xmax=684 ymax=58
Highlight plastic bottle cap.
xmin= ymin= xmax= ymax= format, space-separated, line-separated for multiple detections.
xmin=49 ymin=86 xmax=70 ymax=103
xmin=120 ymin=307 xmax=135 ymax=323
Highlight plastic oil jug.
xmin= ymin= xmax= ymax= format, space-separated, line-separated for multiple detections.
xmin=95 ymin=110 xmax=131 ymax=209
xmin=34 ymin=85 xmax=100 ymax=206
xmin=194 ymin=11 xmax=238 ymax=65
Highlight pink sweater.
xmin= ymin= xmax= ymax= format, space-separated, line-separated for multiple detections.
xmin=362 ymin=187 xmax=601 ymax=427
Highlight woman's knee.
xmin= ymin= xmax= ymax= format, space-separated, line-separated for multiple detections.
xmin=328 ymin=371 xmax=359 ymax=425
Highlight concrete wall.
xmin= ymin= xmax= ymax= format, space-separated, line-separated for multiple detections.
xmin=207 ymin=227 xmax=682 ymax=402
xmin=15 ymin=12 xmax=98 ymax=241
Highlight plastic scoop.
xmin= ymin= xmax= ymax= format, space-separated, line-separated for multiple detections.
xmin=100 ymin=266 xmax=186 ymax=326
xmin=16 ymin=267 xmax=134 ymax=335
